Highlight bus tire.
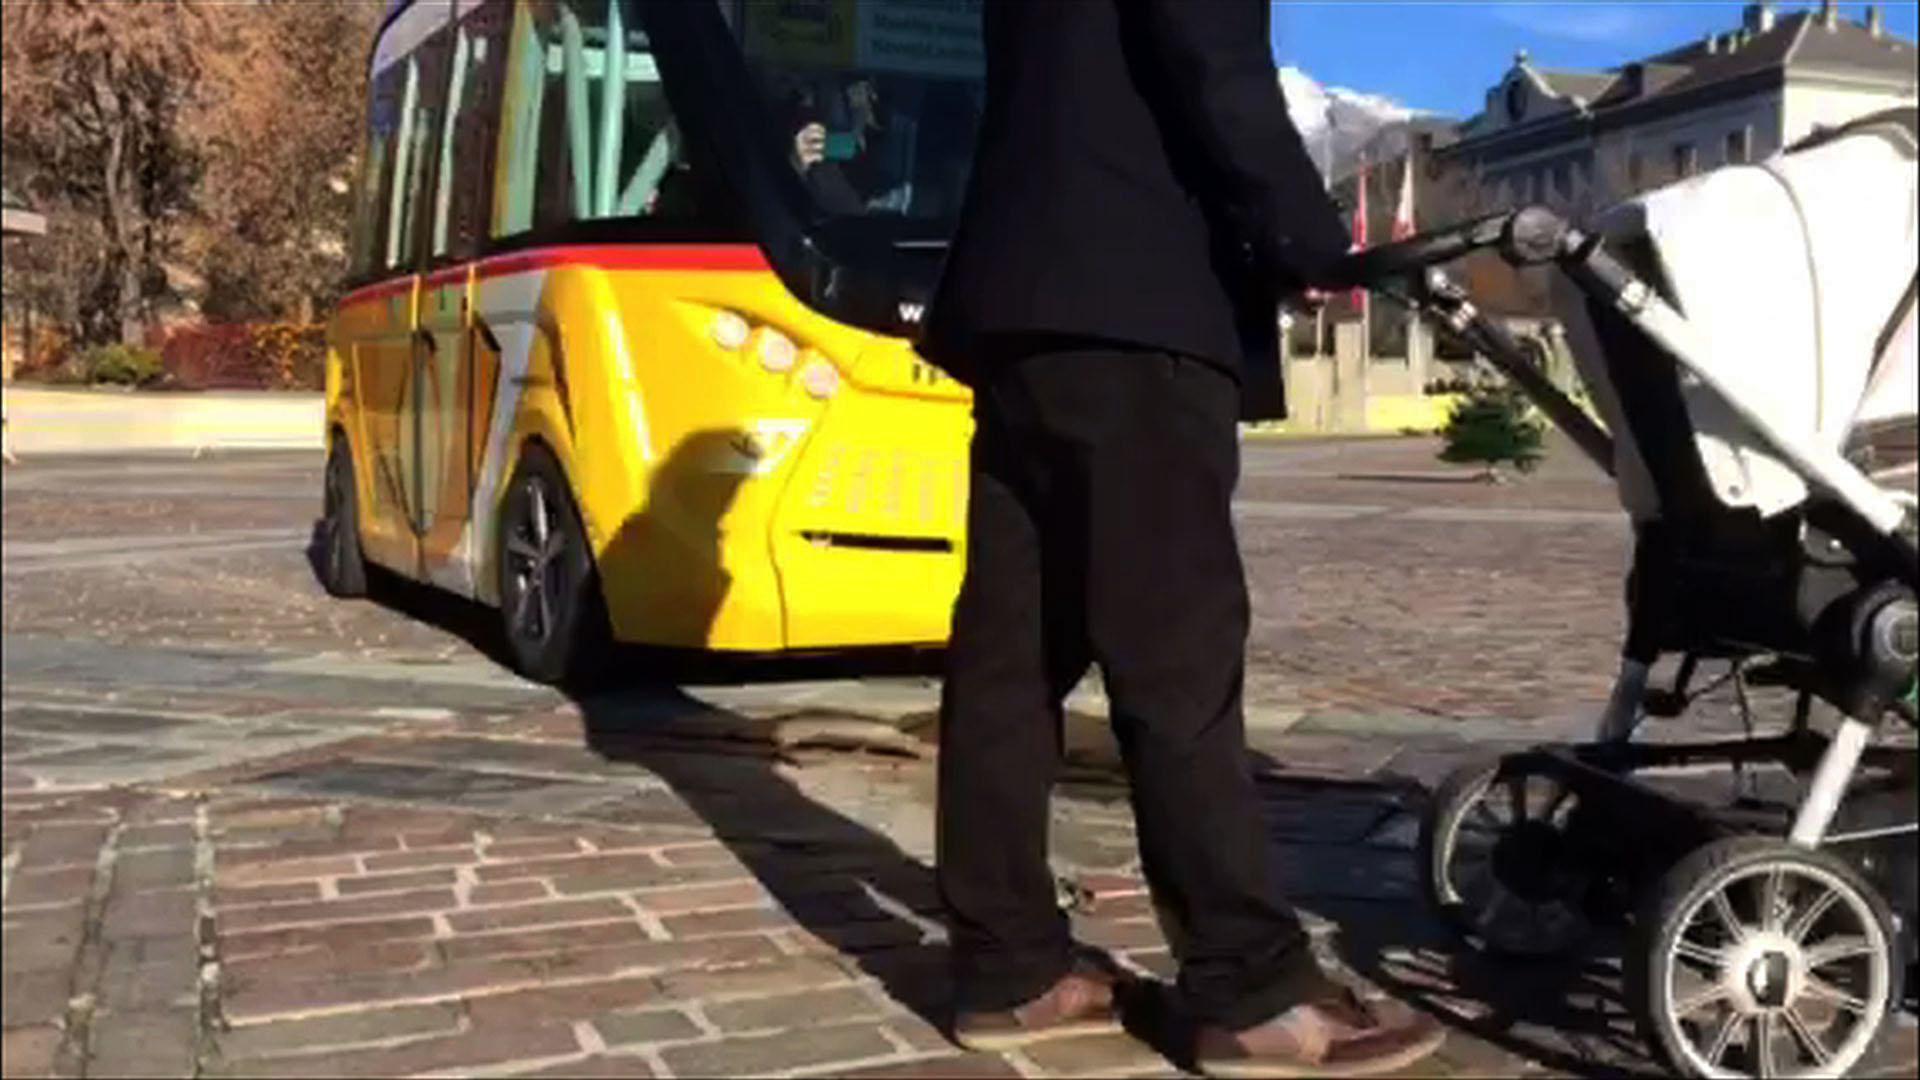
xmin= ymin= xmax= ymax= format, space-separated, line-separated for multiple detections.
xmin=496 ymin=444 xmax=609 ymax=685
xmin=318 ymin=439 xmax=370 ymax=598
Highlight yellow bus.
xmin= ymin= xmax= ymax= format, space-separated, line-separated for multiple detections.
xmin=319 ymin=0 xmax=981 ymax=682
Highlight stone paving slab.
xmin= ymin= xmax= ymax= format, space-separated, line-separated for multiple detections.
xmin=7 ymin=443 xmax=1916 ymax=1077
xmin=9 ymin=720 xmax=1917 ymax=1078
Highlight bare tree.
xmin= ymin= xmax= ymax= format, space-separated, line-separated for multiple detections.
xmin=193 ymin=0 xmax=377 ymax=322
xmin=2 ymin=0 xmax=213 ymax=344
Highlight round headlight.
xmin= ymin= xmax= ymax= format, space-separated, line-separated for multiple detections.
xmin=711 ymin=311 xmax=750 ymax=351
xmin=756 ymin=328 xmax=797 ymax=373
xmin=799 ymin=358 xmax=840 ymax=400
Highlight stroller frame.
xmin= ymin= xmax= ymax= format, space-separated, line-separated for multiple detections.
xmin=1328 ymin=108 xmax=1917 ymax=1078
xmin=1368 ymin=198 xmax=1917 ymax=842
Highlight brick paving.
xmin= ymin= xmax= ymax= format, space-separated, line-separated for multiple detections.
xmin=5 ymin=442 xmax=1916 ymax=1077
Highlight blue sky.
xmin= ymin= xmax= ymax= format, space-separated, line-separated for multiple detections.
xmin=1271 ymin=2 xmax=1920 ymax=117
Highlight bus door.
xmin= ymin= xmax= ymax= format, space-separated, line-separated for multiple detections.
xmin=349 ymin=7 xmax=456 ymax=576
xmin=414 ymin=265 xmax=472 ymax=590
xmin=414 ymin=4 xmax=508 ymax=595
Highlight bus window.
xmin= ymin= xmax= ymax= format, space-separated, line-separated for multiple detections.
xmin=494 ymin=0 xmax=726 ymax=240
xmin=387 ymin=26 xmax=453 ymax=271
xmin=736 ymin=0 xmax=984 ymax=222
xmin=385 ymin=57 xmax=422 ymax=267
xmin=429 ymin=1 xmax=510 ymax=263
xmin=350 ymin=63 xmax=406 ymax=280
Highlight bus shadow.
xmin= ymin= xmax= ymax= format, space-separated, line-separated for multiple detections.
xmin=576 ymin=427 xmax=957 ymax=1032
xmin=575 ymin=694 xmax=955 ymax=1026
xmin=328 ymin=428 xmax=964 ymax=1037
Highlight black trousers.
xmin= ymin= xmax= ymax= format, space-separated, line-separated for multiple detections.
xmin=936 ymin=342 xmax=1328 ymax=1030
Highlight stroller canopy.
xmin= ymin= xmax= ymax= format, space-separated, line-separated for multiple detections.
xmin=1560 ymin=108 xmax=1918 ymax=520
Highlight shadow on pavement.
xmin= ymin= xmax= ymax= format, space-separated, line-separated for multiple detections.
xmin=1330 ymin=915 xmax=1656 ymax=1078
xmin=315 ymin=429 xmax=964 ymax=1036
xmin=316 ymin=429 xmax=1677 ymax=1072
xmin=577 ymin=692 xmax=957 ymax=1025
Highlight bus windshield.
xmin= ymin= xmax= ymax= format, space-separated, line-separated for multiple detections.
xmin=726 ymin=0 xmax=984 ymax=223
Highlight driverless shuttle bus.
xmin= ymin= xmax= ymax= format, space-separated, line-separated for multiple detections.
xmin=320 ymin=0 xmax=982 ymax=681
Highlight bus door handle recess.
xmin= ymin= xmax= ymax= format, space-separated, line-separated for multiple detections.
xmin=473 ymin=314 xmax=502 ymax=355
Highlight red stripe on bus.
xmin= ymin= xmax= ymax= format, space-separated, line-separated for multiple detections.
xmin=339 ymin=277 xmax=414 ymax=308
xmin=339 ymin=244 xmax=767 ymax=307
xmin=474 ymin=244 xmax=769 ymax=280
xmin=422 ymin=265 xmax=468 ymax=290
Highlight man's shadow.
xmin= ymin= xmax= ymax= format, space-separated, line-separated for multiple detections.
xmin=317 ymin=428 xmax=962 ymax=1030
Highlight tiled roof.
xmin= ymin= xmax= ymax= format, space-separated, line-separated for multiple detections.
xmin=1788 ymin=11 xmax=1919 ymax=79
xmin=1456 ymin=8 xmax=1913 ymax=148
xmin=1535 ymin=70 xmax=1620 ymax=104
xmin=1632 ymin=10 xmax=1913 ymax=103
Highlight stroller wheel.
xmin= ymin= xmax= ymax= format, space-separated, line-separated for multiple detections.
xmin=1420 ymin=756 xmax=1597 ymax=958
xmin=1630 ymin=836 xmax=1902 ymax=1079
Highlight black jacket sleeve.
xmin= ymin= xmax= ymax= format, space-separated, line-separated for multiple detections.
xmin=1125 ymin=0 xmax=1351 ymax=289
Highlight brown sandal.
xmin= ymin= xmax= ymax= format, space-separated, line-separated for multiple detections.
xmin=1195 ymin=988 xmax=1445 ymax=1078
xmin=952 ymin=951 xmax=1128 ymax=1051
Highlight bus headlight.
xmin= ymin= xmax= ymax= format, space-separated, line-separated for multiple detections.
xmin=711 ymin=311 xmax=750 ymax=351
xmin=799 ymin=357 xmax=840 ymax=400
xmin=755 ymin=328 xmax=797 ymax=373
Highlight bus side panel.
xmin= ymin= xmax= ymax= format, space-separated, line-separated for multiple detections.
xmin=612 ymin=271 xmax=969 ymax=653
xmin=417 ymin=268 xmax=479 ymax=598
xmin=771 ymin=357 xmax=972 ymax=651
xmin=335 ymin=287 xmax=419 ymax=577
xmin=323 ymin=326 xmax=353 ymax=461
xmin=466 ymin=265 xmax=573 ymax=608
xmin=462 ymin=254 xmax=970 ymax=655
xmin=582 ymin=266 xmax=800 ymax=652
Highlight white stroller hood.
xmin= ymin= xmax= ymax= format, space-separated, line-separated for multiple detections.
xmin=1558 ymin=113 xmax=1919 ymax=522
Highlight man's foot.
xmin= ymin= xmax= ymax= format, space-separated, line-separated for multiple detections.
xmin=1194 ymin=988 xmax=1444 ymax=1078
xmin=952 ymin=951 xmax=1127 ymax=1051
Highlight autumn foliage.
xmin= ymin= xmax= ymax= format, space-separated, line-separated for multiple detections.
xmin=2 ymin=0 xmax=377 ymax=384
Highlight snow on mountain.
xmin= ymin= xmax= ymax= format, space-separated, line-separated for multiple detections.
xmin=1280 ymin=65 xmax=1429 ymax=179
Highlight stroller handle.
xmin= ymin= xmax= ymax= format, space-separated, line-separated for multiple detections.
xmin=1315 ymin=207 xmax=1569 ymax=291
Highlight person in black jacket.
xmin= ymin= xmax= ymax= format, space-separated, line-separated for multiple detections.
xmin=921 ymin=2 xmax=1444 ymax=1074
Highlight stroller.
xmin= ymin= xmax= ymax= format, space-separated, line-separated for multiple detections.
xmin=1324 ymin=107 xmax=1917 ymax=1079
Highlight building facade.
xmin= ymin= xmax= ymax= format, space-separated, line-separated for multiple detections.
xmin=1441 ymin=1 xmax=1916 ymax=218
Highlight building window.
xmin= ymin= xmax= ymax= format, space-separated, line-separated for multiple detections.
xmin=1627 ymin=151 xmax=1645 ymax=187
xmin=1725 ymin=126 xmax=1751 ymax=165
xmin=1672 ymin=142 xmax=1697 ymax=178
xmin=1505 ymin=79 xmax=1528 ymax=123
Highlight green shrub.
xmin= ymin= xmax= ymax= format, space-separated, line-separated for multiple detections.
xmin=1439 ymin=382 xmax=1546 ymax=475
xmin=79 ymin=343 xmax=165 ymax=387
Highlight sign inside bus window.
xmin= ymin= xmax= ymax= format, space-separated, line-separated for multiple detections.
xmin=743 ymin=0 xmax=982 ymax=80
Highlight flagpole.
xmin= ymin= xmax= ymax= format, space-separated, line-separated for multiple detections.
xmin=1354 ymin=153 xmax=1370 ymax=366
xmin=1395 ymin=151 xmax=1419 ymax=389
xmin=1316 ymin=113 xmax=1333 ymax=360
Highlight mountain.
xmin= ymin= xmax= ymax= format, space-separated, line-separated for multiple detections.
xmin=1280 ymin=66 xmax=1447 ymax=180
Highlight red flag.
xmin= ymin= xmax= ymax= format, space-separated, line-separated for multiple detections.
xmin=1348 ymin=156 xmax=1369 ymax=309
xmin=1391 ymin=153 xmax=1416 ymax=242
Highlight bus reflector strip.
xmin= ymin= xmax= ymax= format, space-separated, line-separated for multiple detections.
xmin=476 ymin=243 xmax=768 ymax=280
xmin=799 ymin=532 xmax=954 ymax=554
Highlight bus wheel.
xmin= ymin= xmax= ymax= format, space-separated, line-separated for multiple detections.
xmin=318 ymin=440 xmax=369 ymax=598
xmin=497 ymin=446 xmax=608 ymax=685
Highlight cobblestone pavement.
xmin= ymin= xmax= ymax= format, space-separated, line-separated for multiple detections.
xmin=4 ymin=442 xmax=1914 ymax=1078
